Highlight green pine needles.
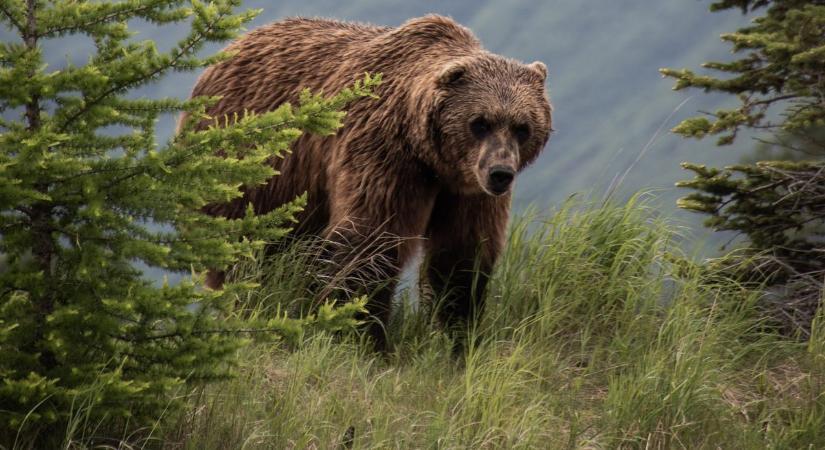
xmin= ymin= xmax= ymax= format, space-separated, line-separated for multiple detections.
xmin=661 ymin=0 xmax=825 ymax=334
xmin=0 ymin=0 xmax=378 ymax=444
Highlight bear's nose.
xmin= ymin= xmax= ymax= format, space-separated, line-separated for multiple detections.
xmin=488 ymin=166 xmax=515 ymax=195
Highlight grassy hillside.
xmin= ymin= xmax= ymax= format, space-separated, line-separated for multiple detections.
xmin=50 ymin=198 xmax=825 ymax=449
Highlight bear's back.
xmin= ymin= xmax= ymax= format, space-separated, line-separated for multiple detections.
xmin=190 ymin=18 xmax=390 ymax=119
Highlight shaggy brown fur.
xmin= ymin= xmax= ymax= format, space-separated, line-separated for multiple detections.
xmin=181 ymin=15 xmax=553 ymax=349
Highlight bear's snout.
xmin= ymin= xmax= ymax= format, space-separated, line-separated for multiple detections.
xmin=487 ymin=165 xmax=516 ymax=195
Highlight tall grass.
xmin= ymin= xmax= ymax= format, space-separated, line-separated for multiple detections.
xmin=49 ymin=196 xmax=824 ymax=449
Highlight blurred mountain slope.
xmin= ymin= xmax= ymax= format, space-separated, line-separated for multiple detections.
xmin=2 ymin=0 xmax=756 ymax=246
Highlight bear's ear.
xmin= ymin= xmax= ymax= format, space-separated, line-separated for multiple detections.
xmin=436 ymin=61 xmax=468 ymax=88
xmin=527 ymin=61 xmax=547 ymax=82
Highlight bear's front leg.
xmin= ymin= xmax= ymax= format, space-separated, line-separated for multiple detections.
xmin=424 ymin=190 xmax=510 ymax=342
xmin=321 ymin=165 xmax=437 ymax=351
xmin=319 ymin=217 xmax=404 ymax=351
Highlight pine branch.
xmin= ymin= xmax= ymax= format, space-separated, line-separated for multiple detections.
xmin=36 ymin=0 xmax=180 ymax=39
xmin=0 ymin=0 xmax=371 ymax=440
xmin=57 ymin=8 xmax=230 ymax=133
xmin=0 ymin=2 xmax=23 ymax=32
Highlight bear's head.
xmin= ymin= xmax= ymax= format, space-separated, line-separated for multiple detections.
xmin=427 ymin=55 xmax=552 ymax=197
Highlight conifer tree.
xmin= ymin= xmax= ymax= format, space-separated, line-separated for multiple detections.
xmin=0 ymin=0 xmax=377 ymax=444
xmin=661 ymin=0 xmax=824 ymax=334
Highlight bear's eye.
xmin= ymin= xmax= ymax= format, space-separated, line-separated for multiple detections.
xmin=512 ymin=124 xmax=530 ymax=144
xmin=470 ymin=117 xmax=492 ymax=139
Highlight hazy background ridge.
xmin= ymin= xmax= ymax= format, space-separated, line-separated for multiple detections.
xmin=4 ymin=0 xmax=759 ymax=248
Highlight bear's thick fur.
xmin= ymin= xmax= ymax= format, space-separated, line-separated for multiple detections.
xmin=182 ymin=15 xmax=552 ymax=348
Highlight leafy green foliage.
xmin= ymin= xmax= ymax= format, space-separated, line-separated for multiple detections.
xmin=0 ymin=0 xmax=378 ymax=444
xmin=661 ymin=0 xmax=825 ymax=334
xmin=661 ymin=1 xmax=825 ymax=145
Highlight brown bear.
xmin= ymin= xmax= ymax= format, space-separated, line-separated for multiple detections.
xmin=181 ymin=14 xmax=553 ymax=349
